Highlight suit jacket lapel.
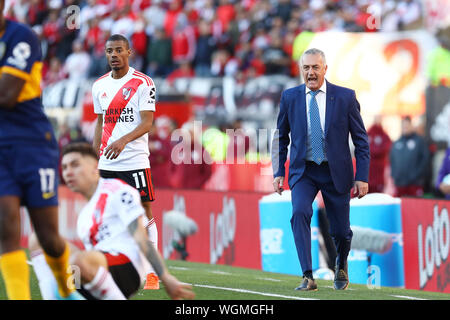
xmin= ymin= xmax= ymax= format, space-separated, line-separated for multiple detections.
xmin=298 ymin=85 xmax=307 ymax=137
xmin=324 ymin=80 xmax=335 ymax=137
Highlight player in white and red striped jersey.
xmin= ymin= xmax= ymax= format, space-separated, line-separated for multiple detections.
xmin=29 ymin=143 xmax=194 ymax=300
xmin=92 ymin=34 xmax=159 ymax=288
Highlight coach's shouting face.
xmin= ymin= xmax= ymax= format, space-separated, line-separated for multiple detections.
xmin=301 ymin=52 xmax=327 ymax=92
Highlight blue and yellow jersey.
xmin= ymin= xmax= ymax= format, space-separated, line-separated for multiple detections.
xmin=0 ymin=19 xmax=56 ymax=146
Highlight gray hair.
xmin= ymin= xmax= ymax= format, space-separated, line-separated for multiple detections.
xmin=301 ymin=48 xmax=327 ymax=65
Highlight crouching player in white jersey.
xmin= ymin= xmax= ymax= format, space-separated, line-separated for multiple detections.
xmin=92 ymin=34 xmax=160 ymax=288
xmin=29 ymin=143 xmax=195 ymax=300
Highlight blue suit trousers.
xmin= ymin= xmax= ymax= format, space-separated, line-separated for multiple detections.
xmin=290 ymin=161 xmax=352 ymax=274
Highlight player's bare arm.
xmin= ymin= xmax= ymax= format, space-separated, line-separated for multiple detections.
xmin=104 ymin=110 xmax=154 ymax=160
xmin=0 ymin=73 xmax=26 ymax=109
xmin=127 ymin=217 xmax=195 ymax=300
xmin=93 ymin=114 xmax=103 ymax=157
xmin=127 ymin=217 xmax=164 ymax=276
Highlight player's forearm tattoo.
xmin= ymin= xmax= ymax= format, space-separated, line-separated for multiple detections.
xmin=127 ymin=219 xmax=165 ymax=277
xmin=143 ymin=238 xmax=165 ymax=277
xmin=128 ymin=219 xmax=138 ymax=234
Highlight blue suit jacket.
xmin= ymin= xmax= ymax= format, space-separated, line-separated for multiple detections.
xmin=272 ymin=81 xmax=370 ymax=194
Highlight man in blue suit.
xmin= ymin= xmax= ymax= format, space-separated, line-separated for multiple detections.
xmin=272 ymin=48 xmax=370 ymax=291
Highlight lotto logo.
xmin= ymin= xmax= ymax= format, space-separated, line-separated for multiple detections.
xmin=418 ymin=205 xmax=450 ymax=289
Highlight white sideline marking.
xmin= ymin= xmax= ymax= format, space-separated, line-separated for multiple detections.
xmin=169 ymin=266 xmax=190 ymax=271
xmin=390 ymin=295 xmax=428 ymax=300
xmin=209 ymin=271 xmax=232 ymax=275
xmin=191 ymin=283 xmax=318 ymax=300
xmin=256 ymin=277 xmax=282 ymax=282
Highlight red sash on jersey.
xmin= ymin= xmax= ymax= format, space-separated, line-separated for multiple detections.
xmin=100 ymin=78 xmax=143 ymax=156
xmin=89 ymin=193 xmax=109 ymax=246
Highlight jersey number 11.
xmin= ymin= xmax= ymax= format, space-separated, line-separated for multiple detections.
xmin=132 ymin=171 xmax=147 ymax=189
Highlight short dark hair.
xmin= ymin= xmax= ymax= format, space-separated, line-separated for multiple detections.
xmin=106 ymin=34 xmax=130 ymax=49
xmin=62 ymin=142 xmax=98 ymax=160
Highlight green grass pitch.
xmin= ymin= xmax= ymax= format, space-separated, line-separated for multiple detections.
xmin=1 ymin=258 xmax=449 ymax=300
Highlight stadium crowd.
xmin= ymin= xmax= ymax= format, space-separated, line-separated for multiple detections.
xmin=4 ymin=0 xmax=426 ymax=87
xmin=3 ymin=0 xmax=448 ymax=198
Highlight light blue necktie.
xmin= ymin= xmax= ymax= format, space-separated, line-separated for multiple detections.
xmin=309 ymin=90 xmax=325 ymax=164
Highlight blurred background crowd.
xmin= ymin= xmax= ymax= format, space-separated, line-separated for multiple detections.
xmin=3 ymin=0 xmax=449 ymax=199
xmin=5 ymin=0 xmax=433 ymax=87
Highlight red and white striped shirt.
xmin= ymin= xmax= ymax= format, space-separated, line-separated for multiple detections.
xmin=77 ymin=178 xmax=150 ymax=279
xmin=92 ymin=67 xmax=156 ymax=171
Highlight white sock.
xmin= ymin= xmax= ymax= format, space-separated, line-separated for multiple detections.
xmin=148 ymin=219 xmax=158 ymax=249
xmin=83 ymin=266 xmax=126 ymax=300
xmin=143 ymin=217 xmax=159 ymax=276
xmin=30 ymin=250 xmax=58 ymax=300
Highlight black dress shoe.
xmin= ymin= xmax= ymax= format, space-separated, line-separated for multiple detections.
xmin=334 ymin=268 xmax=349 ymax=290
xmin=295 ymin=277 xmax=318 ymax=291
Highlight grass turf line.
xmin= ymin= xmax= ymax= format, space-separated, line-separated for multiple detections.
xmin=1 ymin=258 xmax=449 ymax=300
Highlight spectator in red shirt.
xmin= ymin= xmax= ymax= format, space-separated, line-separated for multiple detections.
xmin=355 ymin=1 xmax=378 ymax=32
xmin=130 ymin=16 xmax=147 ymax=71
xmin=132 ymin=17 xmax=148 ymax=57
xmin=148 ymin=125 xmax=174 ymax=189
xmin=226 ymin=118 xmax=250 ymax=162
xmin=133 ymin=0 xmax=152 ymax=12
xmin=247 ymin=48 xmax=266 ymax=76
xmin=27 ymin=0 xmax=48 ymax=26
xmin=167 ymin=60 xmax=195 ymax=86
xmin=164 ymin=0 xmax=183 ymax=37
xmin=42 ymin=56 xmax=66 ymax=89
xmin=367 ymin=115 xmax=392 ymax=193
xmin=172 ymin=14 xmax=196 ymax=65
xmin=216 ymin=0 xmax=236 ymax=31
xmin=184 ymin=0 xmax=200 ymax=24
xmin=170 ymin=122 xmax=213 ymax=189
xmin=43 ymin=8 xmax=61 ymax=55
xmin=88 ymin=28 xmax=110 ymax=77
xmin=85 ymin=17 xmax=102 ymax=53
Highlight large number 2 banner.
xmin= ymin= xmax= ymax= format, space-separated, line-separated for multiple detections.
xmin=306 ymin=30 xmax=438 ymax=120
